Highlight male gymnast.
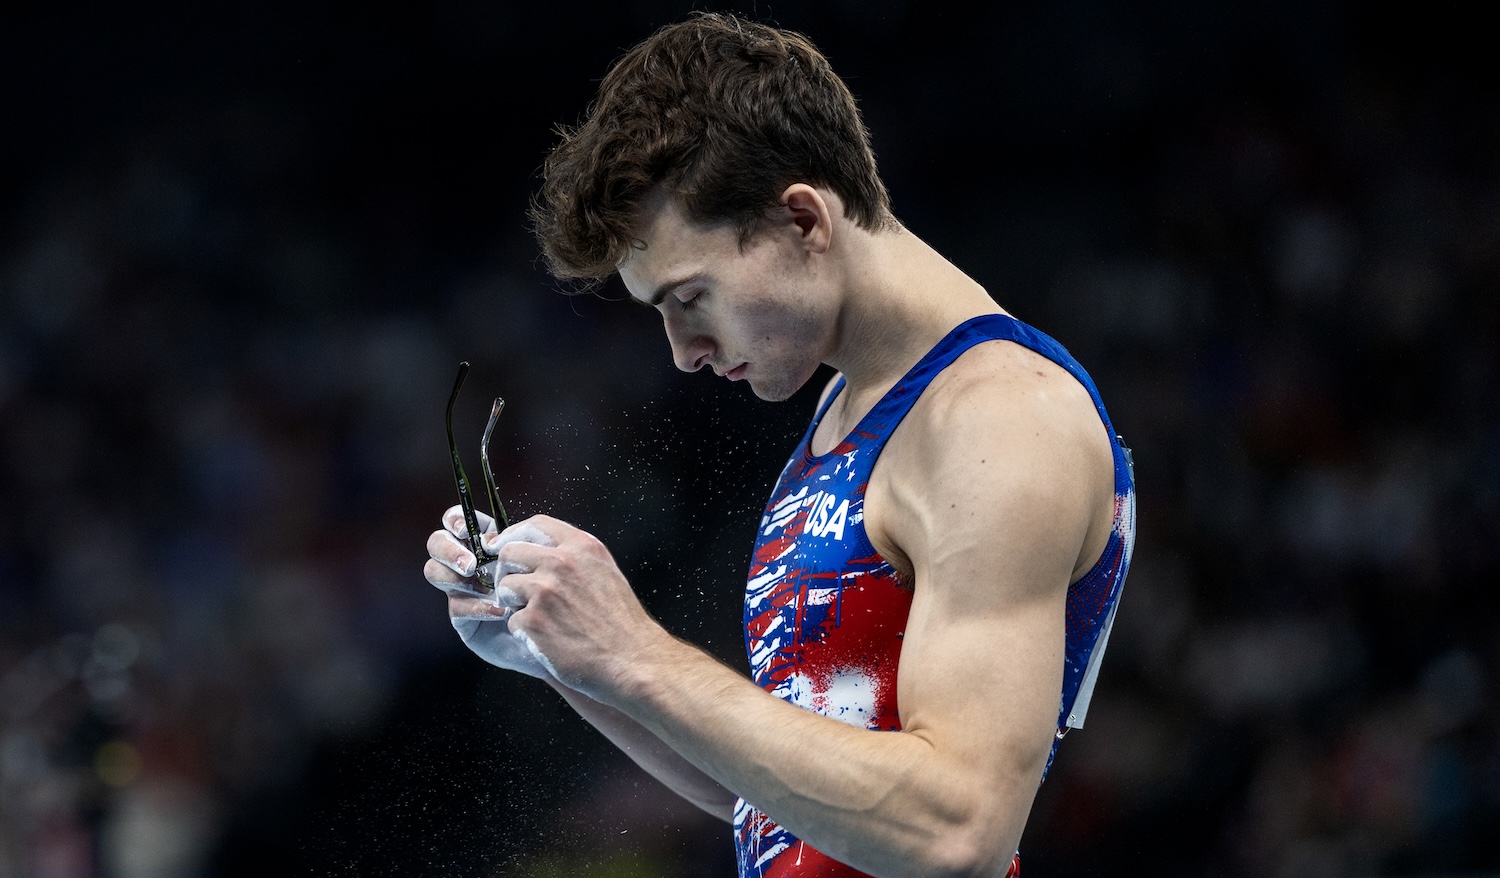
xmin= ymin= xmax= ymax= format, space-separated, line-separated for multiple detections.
xmin=424 ymin=13 xmax=1134 ymax=877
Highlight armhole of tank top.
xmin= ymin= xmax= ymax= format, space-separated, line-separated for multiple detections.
xmin=1065 ymin=578 xmax=1123 ymax=729
xmin=1066 ymin=443 xmax=1135 ymax=730
xmin=990 ymin=318 xmax=1132 ymax=733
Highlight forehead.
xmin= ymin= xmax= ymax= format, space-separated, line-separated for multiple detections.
xmin=618 ymin=191 xmax=741 ymax=302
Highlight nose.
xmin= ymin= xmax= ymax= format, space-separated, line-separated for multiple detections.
xmin=662 ymin=314 xmax=714 ymax=373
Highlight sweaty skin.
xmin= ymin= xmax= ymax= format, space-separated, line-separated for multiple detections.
xmin=425 ymin=184 xmax=1116 ymax=877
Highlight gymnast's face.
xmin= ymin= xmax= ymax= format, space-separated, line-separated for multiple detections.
xmin=619 ymin=187 xmax=836 ymax=402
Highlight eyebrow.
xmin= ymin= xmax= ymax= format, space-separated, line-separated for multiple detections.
xmin=637 ymin=273 xmax=704 ymax=308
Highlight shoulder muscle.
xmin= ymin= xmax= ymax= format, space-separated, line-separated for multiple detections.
xmin=873 ymin=340 xmax=1113 ymax=603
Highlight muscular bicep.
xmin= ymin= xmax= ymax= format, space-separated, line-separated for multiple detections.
xmin=876 ymin=348 xmax=1111 ymax=816
xmin=892 ymin=458 xmax=1079 ymax=786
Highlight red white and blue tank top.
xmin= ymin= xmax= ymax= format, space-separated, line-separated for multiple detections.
xmin=734 ymin=314 xmax=1136 ymax=877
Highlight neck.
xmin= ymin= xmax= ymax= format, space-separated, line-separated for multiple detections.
xmin=823 ymin=224 xmax=1002 ymax=396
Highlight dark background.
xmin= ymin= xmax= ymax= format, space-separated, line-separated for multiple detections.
xmin=2 ymin=2 xmax=1497 ymax=876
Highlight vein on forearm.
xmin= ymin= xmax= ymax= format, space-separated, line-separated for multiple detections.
xmin=614 ymin=638 xmax=1004 ymax=874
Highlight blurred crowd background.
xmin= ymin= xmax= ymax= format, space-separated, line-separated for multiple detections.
xmin=2 ymin=2 xmax=1496 ymax=876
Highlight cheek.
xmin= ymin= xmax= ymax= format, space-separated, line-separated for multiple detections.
xmin=763 ymin=299 xmax=820 ymax=344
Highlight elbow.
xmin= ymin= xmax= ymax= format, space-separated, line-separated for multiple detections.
xmin=918 ymin=797 xmax=1022 ymax=878
xmin=696 ymin=790 xmax=739 ymax=826
xmin=923 ymin=828 xmax=1016 ymax=878
xmin=919 ymin=743 xmax=1046 ymax=877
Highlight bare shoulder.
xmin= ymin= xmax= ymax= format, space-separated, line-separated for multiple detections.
xmin=868 ymin=339 xmax=1115 ymax=587
xmin=920 ymin=339 xmax=1105 ymax=441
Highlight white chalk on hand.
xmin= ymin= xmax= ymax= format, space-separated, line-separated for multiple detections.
xmin=479 ymin=521 xmax=554 ymax=606
xmin=446 ymin=520 xmax=560 ymax=680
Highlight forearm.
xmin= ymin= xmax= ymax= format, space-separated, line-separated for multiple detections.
xmin=610 ymin=638 xmax=1036 ymax=878
xmin=546 ymin=677 xmax=737 ymax=822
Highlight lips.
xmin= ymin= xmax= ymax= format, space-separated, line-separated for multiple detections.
xmin=726 ymin=364 xmax=747 ymax=381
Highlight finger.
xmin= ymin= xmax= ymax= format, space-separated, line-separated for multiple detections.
xmin=492 ymin=542 xmax=555 ymax=590
xmin=483 ymin=566 xmax=534 ymax=605
xmin=506 ymin=604 xmax=531 ymax=637
xmin=478 ymin=520 xmax=558 ymax=557
xmin=449 ymin=592 xmax=512 ymax=621
xmin=434 ymin=580 xmax=493 ymax=600
xmin=504 ymin=608 xmax=562 ymax=679
xmin=427 ymin=529 xmax=477 ymax=577
xmin=424 ymin=557 xmax=461 ymax=587
xmin=505 ymin=514 xmax=572 ymax=546
xmin=443 ymin=505 xmax=498 ymax=541
xmin=425 ymin=558 xmax=487 ymax=594
xmin=426 ymin=556 xmax=514 ymax=606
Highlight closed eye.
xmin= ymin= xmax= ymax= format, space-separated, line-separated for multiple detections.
xmin=677 ymin=291 xmax=701 ymax=311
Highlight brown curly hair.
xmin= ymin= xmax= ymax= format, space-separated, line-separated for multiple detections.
xmin=529 ymin=12 xmax=895 ymax=285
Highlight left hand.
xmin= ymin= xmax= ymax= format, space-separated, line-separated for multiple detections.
xmin=491 ymin=515 xmax=668 ymax=702
xmin=426 ymin=510 xmax=559 ymax=679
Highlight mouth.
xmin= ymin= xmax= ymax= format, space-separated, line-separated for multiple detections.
xmin=725 ymin=363 xmax=747 ymax=381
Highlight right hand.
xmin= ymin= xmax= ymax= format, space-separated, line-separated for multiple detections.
xmin=424 ymin=506 xmax=557 ymax=679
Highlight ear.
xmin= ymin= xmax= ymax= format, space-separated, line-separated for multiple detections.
xmin=778 ymin=184 xmax=833 ymax=255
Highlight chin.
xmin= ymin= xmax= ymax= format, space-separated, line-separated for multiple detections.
xmin=748 ymin=370 xmax=812 ymax=403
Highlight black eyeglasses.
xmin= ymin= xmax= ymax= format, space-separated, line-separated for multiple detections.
xmin=445 ymin=361 xmax=511 ymax=592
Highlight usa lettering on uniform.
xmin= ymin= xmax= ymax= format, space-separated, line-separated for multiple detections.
xmin=802 ymin=491 xmax=850 ymax=541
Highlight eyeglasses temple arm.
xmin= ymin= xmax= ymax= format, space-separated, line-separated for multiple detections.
xmin=481 ymin=398 xmax=511 ymax=530
xmin=447 ymin=363 xmax=497 ymax=587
